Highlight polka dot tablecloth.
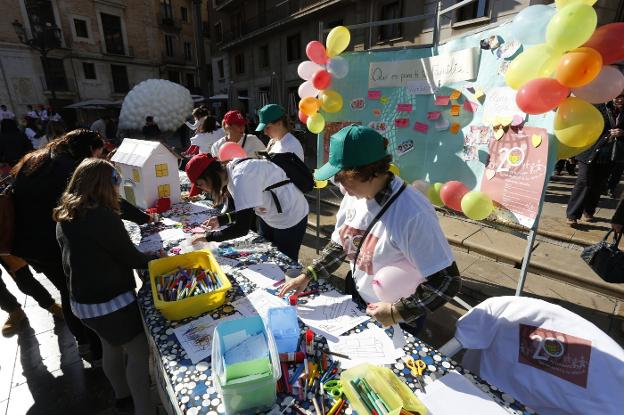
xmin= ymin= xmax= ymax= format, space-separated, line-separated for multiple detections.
xmin=134 ymin=205 xmax=534 ymax=415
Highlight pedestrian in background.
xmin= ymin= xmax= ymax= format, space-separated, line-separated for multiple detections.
xmin=0 ymin=119 xmax=33 ymax=167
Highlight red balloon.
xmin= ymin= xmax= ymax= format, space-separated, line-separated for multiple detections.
xmin=298 ymin=110 xmax=308 ymax=124
xmin=312 ymin=69 xmax=332 ymax=90
xmin=440 ymin=181 xmax=469 ymax=212
xmin=516 ymin=78 xmax=569 ymax=115
xmin=306 ymin=41 xmax=329 ymax=65
xmin=583 ymin=23 xmax=624 ymax=65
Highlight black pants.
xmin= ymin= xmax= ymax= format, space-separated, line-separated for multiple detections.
xmin=566 ymin=162 xmax=612 ymax=219
xmin=555 ymin=159 xmax=577 ymax=175
xmin=0 ymin=259 xmax=55 ymax=312
xmin=258 ymin=216 xmax=307 ymax=261
xmin=608 ymin=163 xmax=624 ymax=194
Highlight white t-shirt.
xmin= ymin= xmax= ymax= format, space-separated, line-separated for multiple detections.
xmin=26 ymin=110 xmax=39 ymax=119
xmin=24 ymin=127 xmax=38 ymax=146
xmin=0 ymin=110 xmax=15 ymax=119
xmin=331 ymin=177 xmax=454 ymax=304
xmin=190 ymin=128 xmax=224 ymax=154
xmin=267 ymin=132 xmax=304 ymax=161
xmin=226 ymin=158 xmax=309 ymax=229
xmin=211 ymin=134 xmax=266 ymax=159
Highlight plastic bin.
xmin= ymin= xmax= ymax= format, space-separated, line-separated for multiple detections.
xmin=212 ymin=316 xmax=281 ymax=415
xmin=148 ymin=249 xmax=231 ymax=321
xmin=341 ymin=363 xmax=428 ymax=415
xmin=267 ymin=307 xmax=300 ymax=353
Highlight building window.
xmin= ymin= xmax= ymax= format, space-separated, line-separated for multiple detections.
xmin=25 ymin=0 xmax=60 ymax=47
xmin=379 ymin=1 xmax=402 ymax=41
xmin=73 ymin=18 xmax=89 ymax=39
xmin=455 ymin=0 xmax=490 ymax=22
xmin=42 ymin=57 xmax=68 ymax=91
xmin=231 ymin=11 xmax=243 ymax=37
xmin=186 ymin=73 xmax=195 ymax=88
xmin=82 ymin=62 xmax=96 ymax=80
xmin=214 ymin=22 xmax=223 ymax=43
xmin=259 ymin=44 xmax=269 ymax=68
xmin=180 ymin=6 xmax=188 ymax=22
xmin=168 ymin=70 xmax=180 ymax=83
xmin=111 ymin=64 xmax=129 ymax=93
xmin=286 ymin=34 xmax=301 ymax=62
xmin=217 ymin=59 xmax=224 ymax=79
xmin=327 ymin=19 xmax=344 ymax=28
xmin=184 ymin=41 xmax=193 ymax=61
xmin=157 ymin=184 xmax=171 ymax=198
xmin=132 ymin=168 xmax=140 ymax=183
xmin=165 ymin=35 xmax=174 ymax=57
xmin=160 ymin=0 xmax=173 ymax=20
xmin=100 ymin=13 xmax=125 ymax=55
xmin=155 ymin=163 xmax=169 ymax=177
xmin=234 ymin=53 xmax=245 ymax=75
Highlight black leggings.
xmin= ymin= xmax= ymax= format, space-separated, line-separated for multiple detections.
xmin=0 ymin=259 xmax=55 ymax=312
xmin=258 ymin=216 xmax=307 ymax=261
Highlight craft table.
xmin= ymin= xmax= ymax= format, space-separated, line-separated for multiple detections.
xmin=131 ymin=201 xmax=533 ymax=415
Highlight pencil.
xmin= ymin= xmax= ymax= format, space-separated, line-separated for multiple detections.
xmin=325 ymin=350 xmax=351 ymax=360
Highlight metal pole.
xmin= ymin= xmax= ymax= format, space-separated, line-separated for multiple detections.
xmin=432 ymin=1 xmax=441 ymax=55
xmin=368 ymin=0 xmax=374 ymax=50
xmin=515 ymin=221 xmax=540 ymax=296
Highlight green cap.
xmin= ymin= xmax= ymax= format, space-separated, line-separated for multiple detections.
xmin=314 ymin=125 xmax=388 ymax=181
xmin=256 ymin=104 xmax=285 ymax=131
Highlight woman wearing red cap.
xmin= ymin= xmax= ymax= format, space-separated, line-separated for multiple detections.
xmin=211 ymin=110 xmax=265 ymax=159
xmin=185 ymin=153 xmax=309 ymax=260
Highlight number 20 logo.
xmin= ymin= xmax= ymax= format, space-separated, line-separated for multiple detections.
xmin=497 ymin=146 xmax=525 ymax=173
xmin=529 ymin=333 xmax=566 ymax=361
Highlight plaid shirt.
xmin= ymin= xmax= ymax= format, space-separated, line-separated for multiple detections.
xmin=307 ymin=176 xmax=461 ymax=323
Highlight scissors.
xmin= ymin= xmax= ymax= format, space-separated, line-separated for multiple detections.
xmin=323 ymin=379 xmax=344 ymax=399
xmin=405 ymin=357 xmax=427 ymax=394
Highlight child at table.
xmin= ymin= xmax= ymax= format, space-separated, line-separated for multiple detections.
xmin=54 ymin=158 xmax=156 ymax=414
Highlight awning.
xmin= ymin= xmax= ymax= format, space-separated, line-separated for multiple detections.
xmin=64 ymin=99 xmax=117 ymax=109
xmin=209 ymin=94 xmax=228 ymax=100
xmin=191 ymin=94 xmax=206 ymax=103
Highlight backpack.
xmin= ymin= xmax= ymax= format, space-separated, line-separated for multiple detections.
xmin=0 ymin=176 xmax=15 ymax=255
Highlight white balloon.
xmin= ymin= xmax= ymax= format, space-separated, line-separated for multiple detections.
xmin=297 ymin=60 xmax=324 ymax=80
xmin=298 ymin=80 xmax=319 ymax=99
xmin=327 ymin=56 xmax=349 ymax=79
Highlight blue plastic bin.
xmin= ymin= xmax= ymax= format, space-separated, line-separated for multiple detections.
xmin=267 ymin=306 xmax=300 ymax=353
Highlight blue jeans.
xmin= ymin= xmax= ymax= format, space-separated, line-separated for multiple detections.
xmin=258 ymin=216 xmax=307 ymax=261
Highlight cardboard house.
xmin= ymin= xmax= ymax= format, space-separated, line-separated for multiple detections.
xmin=111 ymin=138 xmax=181 ymax=210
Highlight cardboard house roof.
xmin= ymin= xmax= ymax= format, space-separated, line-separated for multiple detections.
xmin=111 ymin=139 xmax=181 ymax=167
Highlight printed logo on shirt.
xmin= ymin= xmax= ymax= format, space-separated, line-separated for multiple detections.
xmin=518 ymin=323 xmax=592 ymax=388
xmin=338 ymin=225 xmax=379 ymax=275
xmin=345 ymin=208 xmax=356 ymax=222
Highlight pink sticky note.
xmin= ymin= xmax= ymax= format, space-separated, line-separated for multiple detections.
xmin=435 ymin=96 xmax=450 ymax=106
xmin=463 ymin=100 xmax=478 ymax=113
xmin=395 ymin=118 xmax=409 ymax=128
xmin=396 ymin=103 xmax=413 ymax=112
xmin=368 ymin=90 xmax=382 ymax=100
xmin=511 ymin=114 xmax=525 ymax=126
xmin=413 ymin=122 xmax=429 ymax=133
xmin=427 ymin=111 xmax=441 ymax=120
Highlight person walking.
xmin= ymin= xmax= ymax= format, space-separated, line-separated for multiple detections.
xmin=211 ymin=110 xmax=265 ymax=159
xmin=0 ymin=119 xmax=33 ymax=167
xmin=141 ymin=116 xmax=161 ymax=139
xmin=256 ymin=104 xmax=304 ymax=161
xmin=0 ymin=104 xmax=15 ymax=121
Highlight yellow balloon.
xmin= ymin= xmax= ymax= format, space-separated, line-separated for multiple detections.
xmin=461 ymin=191 xmax=494 ymax=221
xmin=427 ymin=182 xmax=444 ymax=207
xmin=299 ymin=96 xmax=321 ymax=116
xmin=326 ymin=26 xmax=351 ymax=57
xmin=546 ymin=4 xmax=597 ymax=52
xmin=319 ymin=90 xmax=343 ymax=113
xmin=554 ymin=97 xmax=604 ymax=148
xmin=306 ymin=112 xmax=325 ymax=134
xmin=388 ymin=163 xmax=400 ymax=176
xmin=505 ymin=44 xmax=562 ymax=89
xmin=555 ymin=0 xmax=597 ymax=9
xmin=557 ymin=141 xmax=591 ymax=159
xmin=314 ymin=179 xmax=328 ymax=189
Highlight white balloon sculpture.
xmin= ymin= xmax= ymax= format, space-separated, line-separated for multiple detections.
xmin=118 ymin=79 xmax=193 ymax=132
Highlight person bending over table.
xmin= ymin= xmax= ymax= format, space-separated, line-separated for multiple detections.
xmin=278 ymin=125 xmax=461 ymax=334
xmin=185 ymin=153 xmax=309 ymax=261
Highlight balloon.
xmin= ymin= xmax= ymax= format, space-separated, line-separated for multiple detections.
xmin=372 ymin=261 xmax=425 ymax=302
xmin=555 ymin=0 xmax=596 ymax=8
xmin=305 ymin=41 xmax=328 ymax=65
xmin=298 ymin=80 xmax=319 ymax=99
xmin=312 ymin=69 xmax=332 ymax=90
xmin=388 ymin=163 xmax=400 ymax=176
xmin=327 ymin=56 xmax=349 ymax=79
xmin=314 ymin=180 xmax=328 ymax=189
xmin=511 ymin=5 xmax=557 ymax=45
xmin=554 ymin=97 xmax=605 ymax=148
xmin=572 ymin=65 xmax=624 ymax=104
xmin=461 ymin=191 xmax=494 ymax=221
xmin=306 ymin=112 xmax=325 ymax=134
xmin=583 ymin=23 xmax=624 ymax=64
xmin=427 ymin=182 xmax=444 ymax=207
xmin=516 ymin=78 xmax=569 ymax=114
xmin=411 ymin=180 xmax=430 ymax=196
xmin=557 ymin=141 xmax=591 ymax=159
xmin=299 ymin=96 xmax=321 ymax=116
xmin=505 ymin=44 xmax=562 ymax=90
xmin=440 ymin=181 xmax=469 ymax=212
xmin=219 ymin=142 xmax=247 ymax=161
xmin=555 ymin=47 xmax=602 ymax=88
xmin=319 ymin=90 xmax=343 ymax=113
xmin=298 ymin=110 xmax=309 ymax=124
xmin=297 ymin=60 xmax=324 ymax=80
xmin=326 ymin=26 xmax=350 ymax=57
xmin=546 ymin=4 xmax=597 ymax=52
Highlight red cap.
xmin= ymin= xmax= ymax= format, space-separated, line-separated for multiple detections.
xmin=222 ymin=110 xmax=245 ymax=127
xmin=185 ymin=153 xmax=216 ymax=197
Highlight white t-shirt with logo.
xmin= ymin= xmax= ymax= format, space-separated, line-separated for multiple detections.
xmin=226 ymin=158 xmax=309 ymax=229
xmin=211 ymin=134 xmax=266 ymax=159
xmin=331 ymin=177 xmax=454 ymax=304
xmin=268 ymin=132 xmax=304 ymax=161
xmin=191 ymin=128 xmax=224 ymax=154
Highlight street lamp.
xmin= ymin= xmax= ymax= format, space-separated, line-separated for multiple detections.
xmin=12 ymin=19 xmax=62 ymax=106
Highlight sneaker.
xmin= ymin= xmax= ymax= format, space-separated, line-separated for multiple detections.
xmin=47 ymin=303 xmax=64 ymax=320
xmin=566 ymin=218 xmax=578 ymax=225
xmin=2 ymin=308 xmax=27 ymax=337
xmin=583 ymin=214 xmax=596 ymax=222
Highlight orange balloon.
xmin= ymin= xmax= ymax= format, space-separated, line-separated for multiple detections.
xmin=555 ymin=47 xmax=603 ymax=88
xmin=298 ymin=97 xmax=321 ymax=116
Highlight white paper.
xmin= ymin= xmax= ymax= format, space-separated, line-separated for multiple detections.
xmin=238 ymin=263 xmax=285 ymax=288
xmin=416 ymin=370 xmax=510 ymax=415
xmin=224 ymin=333 xmax=269 ymax=365
xmin=214 ymin=256 xmax=240 ymax=268
xmin=326 ymin=325 xmax=404 ymax=369
xmin=296 ymin=290 xmax=369 ymax=339
xmin=160 ymin=217 xmax=180 ymax=226
xmin=231 ymin=289 xmax=287 ymax=322
xmin=173 ymin=314 xmax=229 ymax=364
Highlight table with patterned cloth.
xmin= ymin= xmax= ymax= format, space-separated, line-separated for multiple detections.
xmin=131 ymin=201 xmax=534 ymax=415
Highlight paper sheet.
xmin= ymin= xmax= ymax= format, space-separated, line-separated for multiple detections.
xmin=416 ymin=370 xmax=509 ymax=415
xmin=326 ymin=325 xmax=404 ymax=369
xmin=224 ymin=333 xmax=268 ymax=365
xmin=296 ymin=290 xmax=369 ymax=339
xmin=238 ymin=263 xmax=285 ymax=288
xmin=230 ymin=289 xmax=287 ymax=322
xmin=173 ymin=314 xmax=236 ymax=364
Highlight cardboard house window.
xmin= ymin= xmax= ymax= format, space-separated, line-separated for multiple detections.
xmin=158 ymin=184 xmax=171 ymax=198
xmin=132 ymin=168 xmax=141 ymax=182
xmin=155 ymin=163 xmax=169 ymax=177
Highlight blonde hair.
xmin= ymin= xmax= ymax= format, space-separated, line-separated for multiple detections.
xmin=53 ymin=158 xmax=121 ymax=222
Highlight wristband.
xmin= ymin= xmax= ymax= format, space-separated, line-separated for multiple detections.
xmin=306 ymin=266 xmax=318 ymax=281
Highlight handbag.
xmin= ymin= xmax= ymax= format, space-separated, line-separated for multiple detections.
xmin=0 ymin=176 xmax=15 ymax=256
xmin=581 ymin=230 xmax=624 ymax=283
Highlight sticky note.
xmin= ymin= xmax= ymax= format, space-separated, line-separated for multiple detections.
xmin=395 ymin=118 xmax=409 ymax=128
xmin=450 ymin=90 xmax=461 ymax=100
xmin=350 ymin=98 xmax=365 ymax=110
xmin=435 ymin=96 xmax=450 ymax=106
xmin=532 ymin=134 xmax=542 ymax=148
xmin=427 ymin=111 xmax=442 ymax=120
xmin=465 ymin=85 xmax=476 ymax=94
xmin=450 ymin=123 xmax=461 ymax=134
xmin=413 ymin=122 xmax=429 ymax=133
xmin=485 ymin=169 xmax=496 ymax=180
xmin=511 ymin=114 xmax=525 ymax=126
xmin=474 ymin=87 xmax=485 ymax=100
xmin=435 ymin=118 xmax=450 ymax=131
xmin=450 ymin=105 xmax=461 ymax=116
xmin=368 ymin=90 xmax=381 ymax=100
xmin=380 ymin=96 xmax=389 ymax=105
xmin=494 ymin=128 xmax=505 ymax=140
xmin=397 ymin=103 xmax=413 ymax=112
xmin=499 ymin=116 xmax=512 ymax=127
xmin=463 ymin=100 xmax=478 ymax=113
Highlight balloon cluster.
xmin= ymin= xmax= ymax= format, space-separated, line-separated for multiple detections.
xmin=414 ymin=180 xmax=494 ymax=221
xmin=118 ymin=79 xmax=194 ymax=132
xmin=297 ymin=26 xmax=351 ymax=134
xmin=506 ymin=2 xmax=624 ymax=155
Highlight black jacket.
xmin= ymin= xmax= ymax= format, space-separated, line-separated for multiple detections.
xmin=613 ymin=197 xmax=624 ymax=226
xmin=56 ymin=206 xmax=151 ymax=304
xmin=576 ymin=103 xmax=624 ymax=164
xmin=0 ymin=131 xmax=33 ymax=166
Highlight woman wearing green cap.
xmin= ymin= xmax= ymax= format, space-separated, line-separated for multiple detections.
xmin=256 ymin=104 xmax=305 ymax=161
xmin=278 ymin=125 xmax=461 ymax=333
